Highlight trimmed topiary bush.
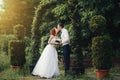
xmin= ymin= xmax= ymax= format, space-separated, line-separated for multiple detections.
xmin=9 ymin=40 xmax=26 ymax=66
xmin=13 ymin=24 xmax=26 ymax=40
xmin=89 ymin=15 xmax=106 ymax=36
xmin=92 ymin=36 xmax=112 ymax=70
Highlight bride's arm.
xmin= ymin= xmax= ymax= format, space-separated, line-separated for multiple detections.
xmin=48 ymin=35 xmax=55 ymax=45
xmin=48 ymin=35 xmax=59 ymax=45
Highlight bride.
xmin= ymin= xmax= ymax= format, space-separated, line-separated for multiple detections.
xmin=32 ymin=27 xmax=60 ymax=78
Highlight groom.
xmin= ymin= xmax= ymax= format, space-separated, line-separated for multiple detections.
xmin=57 ymin=23 xmax=71 ymax=76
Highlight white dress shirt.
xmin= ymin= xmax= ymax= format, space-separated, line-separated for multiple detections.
xmin=61 ymin=28 xmax=70 ymax=46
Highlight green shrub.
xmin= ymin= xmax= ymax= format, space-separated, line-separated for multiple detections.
xmin=0 ymin=35 xmax=16 ymax=54
xmin=89 ymin=15 xmax=106 ymax=36
xmin=8 ymin=40 xmax=26 ymax=66
xmin=23 ymin=36 xmax=31 ymax=47
xmin=13 ymin=24 xmax=26 ymax=40
xmin=92 ymin=36 xmax=112 ymax=70
xmin=39 ymin=35 xmax=49 ymax=53
xmin=29 ymin=0 xmax=57 ymax=68
xmin=0 ymin=53 xmax=10 ymax=72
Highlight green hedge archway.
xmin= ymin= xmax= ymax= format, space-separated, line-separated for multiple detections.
xmin=29 ymin=0 xmax=57 ymax=67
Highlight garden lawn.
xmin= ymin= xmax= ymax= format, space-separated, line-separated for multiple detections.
xmin=0 ymin=53 xmax=120 ymax=80
xmin=0 ymin=66 xmax=120 ymax=80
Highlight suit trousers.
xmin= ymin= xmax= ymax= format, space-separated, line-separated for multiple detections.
xmin=63 ymin=44 xmax=70 ymax=72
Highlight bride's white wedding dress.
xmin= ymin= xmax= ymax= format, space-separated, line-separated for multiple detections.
xmin=32 ymin=37 xmax=59 ymax=78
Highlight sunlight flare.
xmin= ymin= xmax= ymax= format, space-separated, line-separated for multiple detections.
xmin=0 ymin=0 xmax=4 ymax=12
xmin=0 ymin=0 xmax=3 ymax=5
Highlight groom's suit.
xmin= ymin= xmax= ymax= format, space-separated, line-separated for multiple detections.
xmin=61 ymin=28 xmax=70 ymax=73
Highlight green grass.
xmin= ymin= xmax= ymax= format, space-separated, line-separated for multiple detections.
xmin=0 ymin=53 xmax=10 ymax=72
xmin=110 ymin=66 xmax=120 ymax=75
xmin=0 ymin=53 xmax=120 ymax=80
xmin=54 ymin=67 xmax=120 ymax=80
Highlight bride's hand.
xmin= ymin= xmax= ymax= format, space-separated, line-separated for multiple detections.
xmin=48 ymin=42 xmax=54 ymax=45
xmin=55 ymin=42 xmax=59 ymax=45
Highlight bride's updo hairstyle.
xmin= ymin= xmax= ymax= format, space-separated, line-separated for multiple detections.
xmin=50 ymin=28 xmax=56 ymax=36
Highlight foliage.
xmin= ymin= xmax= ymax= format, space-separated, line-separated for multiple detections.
xmin=28 ymin=0 xmax=58 ymax=68
xmin=13 ymin=24 xmax=26 ymax=39
xmin=89 ymin=15 xmax=106 ymax=36
xmin=8 ymin=40 xmax=26 ymax=66
xmin=23 ymin=36 xmax=32 ymax=72
xmin=0 ymin=53 xmax=10 ymax=72
xmin=92 ymin=36 xmax=112 ymax=70
xmin=23 ymin=36 xmax=31 ymax=47
xmin=28 ymin=0 xmax=119 ymax=74
xmin=29 ymin=0 xmax=85 ymax=74
xmin=65 ymin=0 xmax=85 ymax=74
xmin=39 ymin=35 xmax=49 ymax=54
xmin=82 ymin=0 xmax=120 ymax=52
xmin=52 ymin=4 xmax=67 ymax=20
xmin=0 ymin=0 xmax=40 ymax=36
xmin=113 ymin=50 xmax=120 ymax=57
xmin=0 ymin=0 xmax=118 ymax=59
xmin=0 ymin=0 xmax=119 ymax=79
xmin=82 ymin=0 xmax=115 ymax=14
xmin=0 ymin=35 xmax=16 ymax=54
